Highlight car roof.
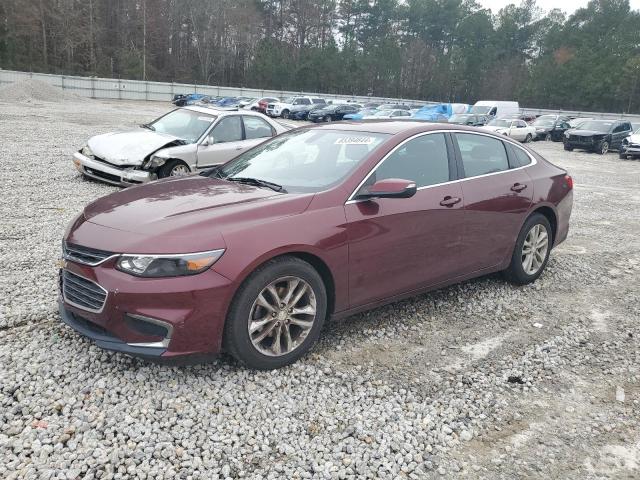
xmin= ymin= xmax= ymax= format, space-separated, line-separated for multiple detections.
xmin=183 ymin=105 xmax=265 ymax=117
xmin=305 ymin=120 xmax=487 ymax=135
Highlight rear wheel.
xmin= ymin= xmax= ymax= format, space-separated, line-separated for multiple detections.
xmin=525 ymin=133 xmax=532 ymax=143
xmin=545 ymin=133 xmax=552 ymax=141
xmin=324 ymin=115 xmax=332 ymax=123
xmin=504 ymin=213 xmax=552 ymax=285
xmin=223 ymin=256 xmax=327 ymax=370
xmin=281 ymin=109 xmax=290 ymax=119
xmin=158 ymin=159 xmax=190 ymax=179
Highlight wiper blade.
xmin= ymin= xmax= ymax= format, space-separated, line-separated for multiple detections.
xmin=141 ymin=123 xmax=155 ymax=131
xmin=227 ymin=177 xmax=286 ymax=192
xmin=200 ymin=166 xmax=222 ymax=178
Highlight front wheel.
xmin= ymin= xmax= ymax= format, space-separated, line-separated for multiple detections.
xmin=619 ymin=152 xmax=628 ymax=159
xmin=158 ymin=159 xmax=190 ymax=178
xmin=324 ymin=115 xmax=332 ymax=123
xmin=223 ymin=256 xmax=327 ymax=370
xmin=545 ymin=133 xmax=552 ymax=141
xmin=597 ymin=141 xmax=609 ymax=155
xmin=504 ymin=213 xmax=552 ymax=285
xmin=525 ymin=133 xmax=532 ymax=143
xmin=281 ymin=110 xmax=290 ymax=119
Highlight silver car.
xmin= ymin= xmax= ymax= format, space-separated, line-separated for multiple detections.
xmin=72 ymin=106 xmax=289 ymax=187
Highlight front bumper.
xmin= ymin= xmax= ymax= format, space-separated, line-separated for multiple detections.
xmin=58 ymin=259 xmax=235 ymax=358
xmin=621 ymin=144 xmax=640 ymax=155
xmin=72 ymin=152 xmax=154 ymax=187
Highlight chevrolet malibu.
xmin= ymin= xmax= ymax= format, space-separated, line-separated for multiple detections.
xmin=59 ymin=122 xmax=573 ymax=369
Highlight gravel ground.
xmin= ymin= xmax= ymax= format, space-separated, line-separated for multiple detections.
xmin=0 ymin=95 xmax=639 ymax=479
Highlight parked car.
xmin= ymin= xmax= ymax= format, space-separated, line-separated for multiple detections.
xmin=59 ymin=122 xmax=573 ymax=369
xmin=470 ymin=100 xmax=520 ymax=119
xmin=343 ymin=108 xmax=378 ymax=120
xmin=267 ymin=96 xmax=326 ymax=118
xmin=71 ymin=107 xmax=289 ymax=187
xmin=563 ymin=120 xmax=633 ymax=154
xmin=308 ymin=104 xmax=360 ymax=122
xmin=173 ymin=93 xmax=209 ymax=106
xmin=481 ymin=118 xmax=536 ymax=142
xmin=362 ymin=109 xmax=413 ymax=120
xmin=531 ymin=115 xmax=571 ymax=141
xmin=248 ymin=97 xmax=280 ymax=113
xmin=363 ymin=102 xmax=382 ymax=109
xmin=448 ymin=114 xmax=488 ymax=126
xmin=290 ymin=104 xmax=325 ymax=121
xmin=619 ymin=127 xmax=640 ymax=159
xmin=238 ymin=97 xmax=257 ymax=108
xmin=378 ymin=103 xmax=411 ymax=110
xmin=501 ymin=113 xmax=537 ymax=124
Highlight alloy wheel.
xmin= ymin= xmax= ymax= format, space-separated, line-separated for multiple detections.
xmin=600 ymin=142 xmax=609 ymax=154
xmin=325 ymin=115 xmax=332 ymax=122
xmin=248 ymin=276 xmax=317 ymax=357
xmin=545 ymin=133 xmax=552 ymax=141
xmin=170 ymin=164 xmax=189 ymax=176
xmin=521 ymin=224 xmax=549 ymax=275
xmin=525 ymin=134 xmax=532 ymax=143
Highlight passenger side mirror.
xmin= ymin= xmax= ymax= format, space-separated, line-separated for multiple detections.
xmin=357 ymin=178 xmax=417 ymax=200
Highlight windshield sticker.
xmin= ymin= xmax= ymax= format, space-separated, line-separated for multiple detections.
xmin=198 ymin=116 xmax=215 ymax=122
xmin=335 ymin=137 xmax=375 ymax=145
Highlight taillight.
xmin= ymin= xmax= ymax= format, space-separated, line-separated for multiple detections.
xmin=564 ymin=174 xmax=573 ymax=190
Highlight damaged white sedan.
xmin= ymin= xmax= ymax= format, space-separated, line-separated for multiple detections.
xmin=72 ymin=106 xmax=289 ymax=187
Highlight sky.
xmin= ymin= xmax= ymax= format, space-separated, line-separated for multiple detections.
xmin=477 ymin=0 xmax=640 ymax=15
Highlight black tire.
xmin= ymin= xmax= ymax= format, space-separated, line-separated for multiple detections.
xmin=157 ymin=159 xmax=190 ymax=179
xmin=564 ymin=143 xmax=573 ymax=151
xmin=503 ymin=213 xmax=552 ymax=286
xmin=597 ymin=141 xmax=609 ymax=155
xmin=619 ymin=152 xmax=628 ymax=159
xmin=324 ymin=115 xmax=332 ymax=123
xmin=223 ymin=256 xmax=327 ymax=370
xmin=545 ymin=133 xmax=552 ymax=141
xmin=281 ymin=109 xmax=290 ymax=119
xmin=525 ymin=134 xmax=532 ymax=143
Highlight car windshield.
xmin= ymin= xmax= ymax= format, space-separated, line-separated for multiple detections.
xmin=471 ymin=106 xmax=491 ymax=114
xmin=215 ymin=129 xmax=390 ymax=193
xmin=488 ymin=119 xmax=511 ymax=127
xmin=150 ymin=109 xmax=216 ymax=143
xmin=374 ymin=110 xmax=393 ymax=117
xmin=580 ymin=121 xmax=613 ymax=132
xmin=533 ymin=117 xmax=555 ymax=127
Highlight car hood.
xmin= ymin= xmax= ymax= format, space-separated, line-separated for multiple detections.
xmin=71 ymin=176 xmax=313 ymax=253
xmin=625 ymin=133 xmax=640 ymax=144
xmin=87 ymin=130 xmax=187 ymax=165
xmin=567 ymin=129 xmax=609 ymax=137
xmin=481 ymin=126 xmax=507 ymax=132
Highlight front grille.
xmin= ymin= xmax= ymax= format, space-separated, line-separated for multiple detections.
xmin=267 ymin=104 xmax=276 ymax=108
xmin=570 ymin=135 xmax=593 ymax=144
xmin=62 ymin=270 xmax=108 ymax=312
xmin=64 ymin=242 xmax=115 ymax=266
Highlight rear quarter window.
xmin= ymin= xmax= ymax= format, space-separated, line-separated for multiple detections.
xmin=508 ymin=144 xmax=533 ymax=168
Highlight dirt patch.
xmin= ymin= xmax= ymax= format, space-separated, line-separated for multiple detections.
xmin=0 ymin=78 xmax=89 ymax=104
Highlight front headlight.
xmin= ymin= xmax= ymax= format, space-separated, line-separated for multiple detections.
xmin=145 ymin=154 xmax=169 ymax=170
xmin=116 ymin=249 xmax=225 ymax=277
xmin=81 ymin=145 xmax=93 ymax=158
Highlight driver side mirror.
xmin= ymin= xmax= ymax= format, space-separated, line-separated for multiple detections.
xmin=357 ymin=178 xmax=417 ymax=200
xmin=202 ymin=135 xmax=217 ymax=146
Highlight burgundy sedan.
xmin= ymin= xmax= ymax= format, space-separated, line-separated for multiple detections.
xmin=59 ymin=122 xmax=573 ymax=369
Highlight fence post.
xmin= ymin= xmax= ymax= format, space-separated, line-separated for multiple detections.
xmin=118 ymin=78 xmax=122 ymax=100
xmin=145 ymin=81 xmax=149 ymax=101
xmin=91 ymin=77 xmax=95 ymax=98
xmin=61 ymin=75 xmax=65 ymax=91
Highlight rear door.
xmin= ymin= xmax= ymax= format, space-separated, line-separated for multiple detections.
xmin=452 ymin=132 xmax=533 ymax=272
xmin=196 ymin=115 xmax=245 ymax=167
xmin=242 ymin=115 xmax=276 ymax=149
xmin=345 ymin=132 xmax=466 ymax=308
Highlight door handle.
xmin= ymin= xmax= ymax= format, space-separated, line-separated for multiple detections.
xmin=511 ymin=183 xmax=527 ymax=192
xmin=439 ymin=196 xmax=461 ymax=207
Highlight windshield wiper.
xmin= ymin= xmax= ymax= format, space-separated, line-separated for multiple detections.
xmin=141 ymin=123 xmax=155 ymax=131
xmin=227 ymin=177 xmax=286 ymax=193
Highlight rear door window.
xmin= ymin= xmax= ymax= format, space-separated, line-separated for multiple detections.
xmin=243 ymin=116 xmax=274 ymax=140
xmin=508 ymin=144 xmax=533 ymax=168
xmin=454 ymin=133 xmax=509 ymax=177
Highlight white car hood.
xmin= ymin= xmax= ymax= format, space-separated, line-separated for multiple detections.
xmin=87 ymin=130 xmax=186 ymax=166
xmin=626 ymin=133 xmax=640 ymax=144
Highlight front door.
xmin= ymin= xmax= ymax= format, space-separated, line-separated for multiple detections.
xmin=345 ymin=132 xmax=466 ymax=308
xmin=196 ymin=115 xmax=245 ymax=168
xmin=452 ymin=132 xmax=533 ymax=272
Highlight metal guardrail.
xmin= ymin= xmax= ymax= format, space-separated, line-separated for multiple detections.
xmin=2 ymin=69 xmax=640 ymax=121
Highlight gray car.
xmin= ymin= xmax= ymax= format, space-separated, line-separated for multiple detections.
xmin=72 ymin=106 xmax=289 ymax=187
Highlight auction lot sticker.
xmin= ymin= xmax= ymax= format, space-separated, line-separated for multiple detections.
xmin=335 ymin=137 xmax=375 ymax=145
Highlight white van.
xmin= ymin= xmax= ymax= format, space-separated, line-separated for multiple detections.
xmin=471 ymin=100 xmax=519 ymax=118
